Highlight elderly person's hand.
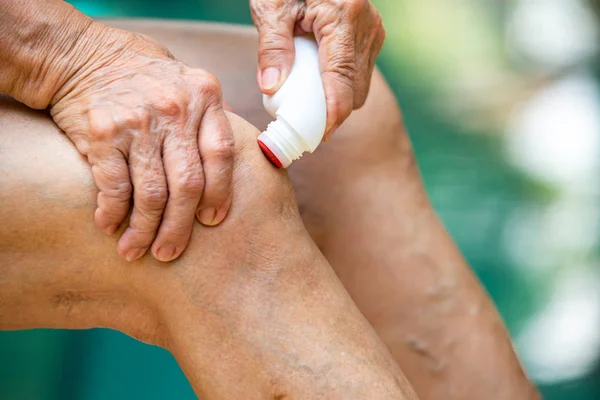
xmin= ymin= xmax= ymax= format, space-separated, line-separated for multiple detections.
xmin=1 ymin=0 xmax=234 ymax=262
xmin=250 ymin=0 xmax=386 ymax=138
xmin=51 ymin=26 xmax=234 ymax=263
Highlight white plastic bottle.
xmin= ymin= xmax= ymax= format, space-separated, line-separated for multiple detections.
xmin=257 ymin=36 xmax=327 ymax=168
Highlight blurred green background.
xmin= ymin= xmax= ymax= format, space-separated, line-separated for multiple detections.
xmin=1 ymin=0 xmax=599 ymax=399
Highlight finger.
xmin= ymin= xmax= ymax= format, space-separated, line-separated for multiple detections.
xmin=196 ymin=100 xmax=235 ymax=227
xmin=89 ymin=146 xmax=132 ymax=235
xmin=150 ymin=132 xmax=204 ymax=262
xmin=318 ymin=33 xmax=357 ymax=139
xmin=251 ymin=0 xmax=297 ymax=94
xmin=117 ymin=141 xmax=168 ymax=262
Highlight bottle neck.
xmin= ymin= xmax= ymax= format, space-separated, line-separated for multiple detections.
xmin=258 ymin=116 xmax=309 ymax=168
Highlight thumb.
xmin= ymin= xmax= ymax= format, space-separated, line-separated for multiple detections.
xmin=252 ymin=4 xmax=296 ymax=95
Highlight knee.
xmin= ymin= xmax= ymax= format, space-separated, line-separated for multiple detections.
xmin=148 ymin=113 xmax=313 ymax=317
xmin=173 ymin=112 xmax=307 ymax=267
xmin=225 ymin=112 xmax=300 ymax=223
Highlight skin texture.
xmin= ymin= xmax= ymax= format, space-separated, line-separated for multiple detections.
xmin=0 ymin=20 xmax=540 ymax=400
xmin=0 ymin=97 xmax=417 ymax=400
xmin=102 ymin=21 xmax=539 ymax=400
xmin=0 ymin=0 xmax=234 ymax=262
xmin=250 ymin=0 xmax=386 ymax=137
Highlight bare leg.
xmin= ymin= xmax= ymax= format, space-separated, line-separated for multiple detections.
xmin=0 ymin=20 xmax=538 ymax=399
xmin=290 ymin=76 xmax=540 ymax=400
xmin=101 ymin=20 xmax=539 ymax=400
xmin=0 ymin=96 xmax=416 ymax=399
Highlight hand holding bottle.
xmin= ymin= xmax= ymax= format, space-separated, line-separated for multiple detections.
xmin=250 ymin=0 xmax=386 ymax=138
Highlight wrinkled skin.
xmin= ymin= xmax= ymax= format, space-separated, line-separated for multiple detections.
xmin=250 ymin=0 xmax=386 ymax=137
xmin=0 ymin=98 xmax=418 ymax=399
xmin=50 ymin=23 xmax=234 ymax=261
xmin=0 ymin=18 xmax=540 ymax=400
xmin=3 ymin=0 xmax=384 ymax=262
xmin=51 ymin=24 xmax=234 ymax=263
xmin=1 ymin=0 xmax=234 ymax=263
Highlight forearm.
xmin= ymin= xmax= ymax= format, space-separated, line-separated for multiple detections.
xmin=0 ymin=0 xmax=101 ymax=108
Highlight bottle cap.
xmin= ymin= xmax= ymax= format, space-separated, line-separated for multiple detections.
xmin=257 ymin=121 xmax=295 ymax=168
xmin=258 ymin=139 xmax=283 ymax=168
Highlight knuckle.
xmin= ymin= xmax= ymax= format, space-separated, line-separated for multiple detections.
xmin=207 ymin=137 xmax=235 ymax=162
xmin=259 ymin=30 xmax=293 ymax=54
xmin=251 ymin=0 xmax=290 ymax=23
xmin=156 ymin=98 xmax=184 ymax=118
xmin=88 ymin=113 xmax=117 ymax=142
xmin=175 ymin=173 xmax=205 ymax=198
xmin=121 ymin=107 xmax=152 ymax=130
xmin=138 ymin=184 xmax=168 ymax=212
xmin=134 ymin=107 xmax=152 ymax=126
xmin=104 ymin=179 xmax=133 ymax=200
xmin=155 ymin=88 xmax=188 ymax=117
xmin=94 ymin=160 xmax=125 ymax=178
xmin=200 ymin=74 xmax=222 ymax=98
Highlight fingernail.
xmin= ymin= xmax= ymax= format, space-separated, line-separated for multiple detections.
xmin=261 ymin=67 xmax=281 ymax=91
xmin=198 ymin=207 xmax=217 ymax=226
xmin=125 ymin=247 xmax=145 ymax=262
xmin=156 ymin=245 xmax=178 ymax=262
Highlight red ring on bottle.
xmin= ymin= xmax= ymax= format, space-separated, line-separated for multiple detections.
xmin=258 ymin=139 xmax=283 ymax=168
